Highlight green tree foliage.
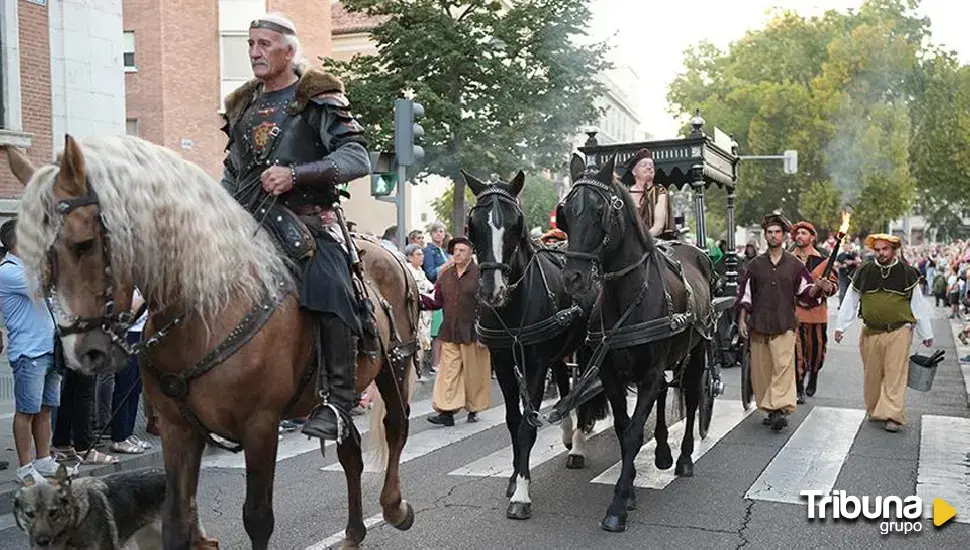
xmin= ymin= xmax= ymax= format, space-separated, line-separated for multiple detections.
xmin=430 ymin=173 xmax=560 ymax=235
xmin=666 ymin=0 xmax=951 ymax=238
xmin=325 ymin=0 xmax=609 ymax=233
xmin=910 ymin=54 xmax=970 ymax=234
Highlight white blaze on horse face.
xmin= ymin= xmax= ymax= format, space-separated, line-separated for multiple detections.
xmin=488 ymin=208 xmax=506 ymax=298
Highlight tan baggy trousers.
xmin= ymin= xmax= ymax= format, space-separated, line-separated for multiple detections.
xmin=750 ymin=330 xmax=797 ymax=414
xmin=860 ymin=327 xmax=912 ymax=425
xmin=433 ymin=342 xmax=492 ymax=413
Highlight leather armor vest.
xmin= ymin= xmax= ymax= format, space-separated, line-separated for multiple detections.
xmin=227 ymin=84 xmax=339 ymax=213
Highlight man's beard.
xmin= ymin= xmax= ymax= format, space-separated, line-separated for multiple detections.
xmin=767 ymin=241 xmax=782 ymax=250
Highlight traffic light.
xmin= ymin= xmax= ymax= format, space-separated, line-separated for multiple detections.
xmin=783 ymin=150 xmax=798 ymax=175
xmin=369 ymin=151 xmax=398 ymax=197
xmin=394 ymin=98 xmax=425 ymax=167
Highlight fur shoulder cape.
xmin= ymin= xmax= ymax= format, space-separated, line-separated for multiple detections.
xmin=222 ymin=68 xmax=345 ymax=131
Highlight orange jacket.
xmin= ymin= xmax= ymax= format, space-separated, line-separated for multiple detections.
xmin=794 ymin=247 xmax=837 ymax=324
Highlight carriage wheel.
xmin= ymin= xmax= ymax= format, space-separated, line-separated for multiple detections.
xmin=698 ymin=347 xmax=716 ymax=440
xmin=740 ymin=339 xmax=754 ymax=411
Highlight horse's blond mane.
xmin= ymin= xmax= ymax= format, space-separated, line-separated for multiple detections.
xmin=16 ymin=135 xmax=290 ymax=322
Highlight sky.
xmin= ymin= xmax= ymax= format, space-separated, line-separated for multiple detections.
xmin=589 ymin=0 xmax=970 ymax=139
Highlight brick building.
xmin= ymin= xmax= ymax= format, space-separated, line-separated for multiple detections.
xmin=0 ymin=0 xmax=126 ymax=218
xmin=123 ymin=0 xmax=332 ymax=179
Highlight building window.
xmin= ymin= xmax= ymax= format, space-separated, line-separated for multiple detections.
xmin=126 ymin=118 xmax=138 ymax=136
xmin=221 ymin=34 xmax=252 ymax=81
xmin=123 ymin=31 xmax=136 ymax=71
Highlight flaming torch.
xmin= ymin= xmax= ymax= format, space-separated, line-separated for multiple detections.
xmin=822 ymin=210 xmax=852 ymax=279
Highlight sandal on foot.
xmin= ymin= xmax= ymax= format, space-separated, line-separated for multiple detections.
xmin=80 ymin=449 xmax=119 ymax=465
xmin=109 ymin=440 xmax=144 ymax=454
xmin=53 ymin=446 xmax=80 ymax=463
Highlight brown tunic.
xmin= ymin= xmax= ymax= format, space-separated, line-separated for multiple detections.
xmin=632 ymin=184 xmax=676 ymax=235
xmin=421 ymin=262 xmax=480 ymax=344
xmin=737 ymin=251 xmax=818 ymax=336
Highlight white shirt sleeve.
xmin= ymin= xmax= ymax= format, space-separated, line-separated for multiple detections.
xmin=836 ymin=286 xmax=860 ymax=333
xmin=739 ymin=277 xmax=753 ymax=307
xmin=910 ymin=289 xmax=934 ymax=342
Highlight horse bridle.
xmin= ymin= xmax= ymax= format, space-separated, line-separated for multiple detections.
xmin=47 ymin=184 xmax=167 ymax=356
xmin=468 ymin=186 xmax=530 ymax=287
xmin=557 ymin=177 xmax=651 ymax=281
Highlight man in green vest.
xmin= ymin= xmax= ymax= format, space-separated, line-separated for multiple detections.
xmin=834 ymin=233 xmax=933 ymax=433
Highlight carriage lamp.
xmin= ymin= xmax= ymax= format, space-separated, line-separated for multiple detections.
xmin=822 ymin=210 xmax=852 ymax=279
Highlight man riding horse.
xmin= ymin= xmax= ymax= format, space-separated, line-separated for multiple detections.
xmin=219 ymin=12 xmax=375 ymax=443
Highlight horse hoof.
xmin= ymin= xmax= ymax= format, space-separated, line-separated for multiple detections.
xmin=626 ymin=494 xmax=637 ymax=511
xmin=506 ymin=478 xmax=517 ymax=498
xmin=600 ymin=514 xmax=627 ymax=532
xmin=565 ymin=454 xmax=586 ymax=469
xmin=675 ymin=462 xmax=694 ymax=477
xmin=507 ymin=501 xmax=532 ymax=520
xmin=390 ymin=501 xmax=414 ymax=531
xmin=655 ymin=452 xmax=673 ymax=471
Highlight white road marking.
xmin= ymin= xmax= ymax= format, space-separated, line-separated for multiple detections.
xmin=321 ymin=399 xmax=556 ymax=473
xmin=202 ymin=398 xmax=435 ymax=469
xmin=592 ymin=401 xmax=752 ymax=488
xmin=917 ymin=415 xmax=970 ymax=523
xmin=745 ymin=406 xmax=865 ymax=504
xmin=448 ymin=395 xmax=635 ymax=478
xmin=304 ymin=512 xmax=384 ymax=550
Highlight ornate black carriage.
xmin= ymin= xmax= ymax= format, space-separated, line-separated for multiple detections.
xmin=577 ymin=111 xmax=753 ymax=436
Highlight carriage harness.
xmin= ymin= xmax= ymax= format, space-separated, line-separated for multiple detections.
xmin=46 ymin=183 xmax=417 ymax=453
xmin=545 ymin=176 xmax=715 ymax=422
xmin=468 ymin=186 xmax=585 ymax=427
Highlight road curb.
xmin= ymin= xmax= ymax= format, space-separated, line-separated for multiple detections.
xmin=948 ymin=319 xmax=970 ymax=408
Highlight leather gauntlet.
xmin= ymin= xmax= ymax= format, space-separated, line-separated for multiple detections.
xmin=293 ymin=158 xmax=337 ymax=191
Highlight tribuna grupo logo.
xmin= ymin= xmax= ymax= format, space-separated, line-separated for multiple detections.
xmin=801 ymin=490 xmax=932 ymax=535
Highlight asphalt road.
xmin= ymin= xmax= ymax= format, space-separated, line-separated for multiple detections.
xmin=3 ymin=300 xmax=969 ymax=549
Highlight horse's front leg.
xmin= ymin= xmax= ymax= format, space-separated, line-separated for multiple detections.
xmin=375 ymin=365 xmax=414 ymax=531
xmin=161 ymin=414 xmax=206 ymax=549
xmin=602 ymin=368 xmax=665 ymax=533
xmin=507 ymin=361 xmax=548 ymax=520
xmin=494 ymin=363 xmax=523 ymax=500
xmin=676 ymin=345 xmax=705 ymax=477
xmin=240 ymin=411 xmax=281 ymax=550
xmin=335 ymin=425 xmax=366 ymax=549
xmin=653 ymin=381 xmax=672 ymax=471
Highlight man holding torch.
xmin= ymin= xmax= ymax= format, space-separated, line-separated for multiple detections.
xmin=791 ymin=221 xmax=839 ymax=403
xmin=737 ymin=214 xmax=832 ymax=430
xmin=834 ymin=234 xmax=933 ymax=433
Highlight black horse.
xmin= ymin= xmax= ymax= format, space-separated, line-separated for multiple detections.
xmin=462 ymin=170 xmax=610 ymax=521
xmin=557 ymin=154 xmax=715 ymax=533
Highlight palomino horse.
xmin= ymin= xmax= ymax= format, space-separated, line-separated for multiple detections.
xmin=7 ymin=135 xmax=418 ymax=550
xmin=557 ymin=154 xmax=715 ymax=532
xmin=462 ymin=170 xmax=609 ymax=520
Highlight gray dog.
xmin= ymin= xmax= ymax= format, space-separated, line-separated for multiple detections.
xmin=13 ymin=465 xmax=218 ymax=549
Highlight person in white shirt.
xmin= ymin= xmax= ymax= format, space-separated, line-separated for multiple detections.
xmin=834 ymin=234 xmax=933 ymax=433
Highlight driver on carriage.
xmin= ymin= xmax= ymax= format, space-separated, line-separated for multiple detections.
xmin=219 ymin=12 xmax=375 ymax=443
xmin=621 ymin=149 xmax=677 ymax=239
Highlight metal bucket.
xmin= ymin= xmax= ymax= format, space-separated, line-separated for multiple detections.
xmin=907 ymin=360 xmax=938 ymax=392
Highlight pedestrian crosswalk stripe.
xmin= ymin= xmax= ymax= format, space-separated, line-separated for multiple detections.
xmin=917 ymin=415 xmax=970 ymax=524
xmin=591 ymin=401 xmax=753 ymax=489
xmin=320 ymin=399 xmax=557 ymax=473
xmin=447 ymin=395 xmax=638 ymax=478
xmin=201 ymin=397 xmax=436 ymax=469
xmin=744 ymin=406 xmax=865 ymax=504
xmin=304 ymin=512 xmax=384 ymax=550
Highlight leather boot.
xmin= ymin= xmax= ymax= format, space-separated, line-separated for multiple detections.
xmin=806 ymin=371 xmax=818 ymax=397
xmin=302 ymin=315 xmax=358 ymax=443
xmin=358 ymin=296 xmax=381 ymax=357
xmin=796 ymin=375 xmax=805 ymax=404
